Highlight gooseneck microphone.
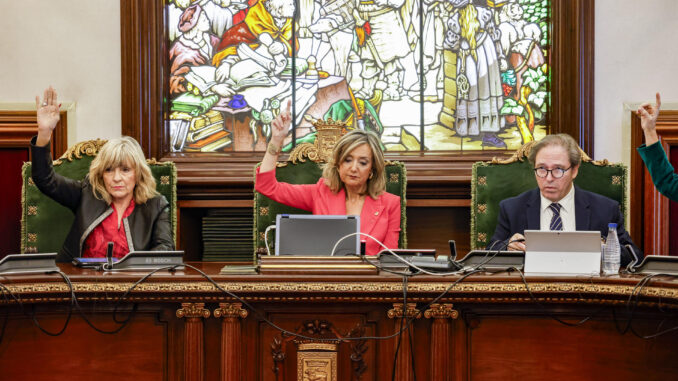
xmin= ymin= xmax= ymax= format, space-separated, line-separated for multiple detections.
xmin=106 ymin=242 xmax=114 ymax=269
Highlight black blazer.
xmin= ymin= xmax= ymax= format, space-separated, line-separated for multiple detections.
xmin=31 ymin=138 xmax=174 ymax=262
xmin=489 ymin=186 xmax=642 ymax=266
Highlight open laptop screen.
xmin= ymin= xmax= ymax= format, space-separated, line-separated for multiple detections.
xmin=275 ymin=215 xmax=360 ymax=256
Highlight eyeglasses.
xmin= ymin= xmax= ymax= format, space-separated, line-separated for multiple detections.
xmin=534 ymin=167 xmax=571 ymax=179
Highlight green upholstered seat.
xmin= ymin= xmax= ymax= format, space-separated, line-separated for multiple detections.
xmin=253 ymin=139 xmax=407 ymax=256
xmin=471 ymin=141 xmax=627 ymax=250
xmin=21 ymin=140 xmax=177 ymax=254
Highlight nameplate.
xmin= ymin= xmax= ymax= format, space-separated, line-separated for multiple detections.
xmin=0 ymin=253 xmax=59 ymax=275
xmin=457 ymin=250 xmax=525 ymax=271
xmin=103 ymin=251 xmax=185 ymax=271
xmin=629 ymin=255 xmax=678 ymax=275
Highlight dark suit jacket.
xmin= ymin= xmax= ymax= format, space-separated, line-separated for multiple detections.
xmin=489 ymin=186 xmax=642 ymax=266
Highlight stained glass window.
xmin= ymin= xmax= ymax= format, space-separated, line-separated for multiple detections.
xmin=166 ymin=0 xmax=550 ymax=153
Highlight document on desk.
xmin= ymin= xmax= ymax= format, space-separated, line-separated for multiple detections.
xmin=524 ymin=230 xmax=602 ymax=274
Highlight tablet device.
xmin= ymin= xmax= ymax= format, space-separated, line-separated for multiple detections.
xmin=275 ymin=214 xmax=360 ymax=256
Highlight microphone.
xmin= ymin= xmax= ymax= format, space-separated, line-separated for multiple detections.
xmin=106 ymin=242 xmax=114 ymax=269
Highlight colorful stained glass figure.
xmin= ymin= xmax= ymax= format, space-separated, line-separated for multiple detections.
xmin=166 ymin=0 xmax=550 ymax=153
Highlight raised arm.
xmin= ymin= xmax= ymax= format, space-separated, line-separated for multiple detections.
xmin=637 ymin=92 xmax=661 ymax=146
xmin=31 ymin=87 xmax=83 ymax=211
xmin=259 ymin=99 xmax=292 ymax=173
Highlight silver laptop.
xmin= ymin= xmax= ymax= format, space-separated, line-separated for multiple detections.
xmin=524 ymin=230 xmax=602 ymax=274
xmin=275 ymin=214 xmax=361 ymax=256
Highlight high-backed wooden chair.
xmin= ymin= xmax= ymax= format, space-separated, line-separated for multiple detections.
xmin=21 ymin=140 xmax=177 ymax=253
xmin=471 ymin=141 xmax=627 ymax=250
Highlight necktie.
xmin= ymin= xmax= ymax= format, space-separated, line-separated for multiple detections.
xmin=549 ymin=203 xmax=563 ymax=231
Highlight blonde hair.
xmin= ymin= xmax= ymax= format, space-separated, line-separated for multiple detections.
xmin=88 ymin=136 xmax=159 ymax=204
xmin=322 ymin=130 xmax=386 ymax=199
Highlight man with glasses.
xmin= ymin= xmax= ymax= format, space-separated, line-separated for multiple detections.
xmin=488 ymin=134 xmax=641 ymax=266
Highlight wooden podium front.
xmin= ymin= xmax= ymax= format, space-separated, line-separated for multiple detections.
xmin=1 ymin=262 xmax=677 ymax=381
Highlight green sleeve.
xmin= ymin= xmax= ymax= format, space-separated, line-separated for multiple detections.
xmin=637 ymin=140 xmax=678 ymax=201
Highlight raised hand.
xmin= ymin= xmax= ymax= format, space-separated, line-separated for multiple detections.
xmin=637 ymin=92 xmax=661 ymax=145
xmin=270 ymin=99 xmax=292 ymax=147
xmin=35 ymin=86 xmax=60 ymax=146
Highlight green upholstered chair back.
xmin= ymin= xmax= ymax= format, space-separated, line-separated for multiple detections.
xmin=471 ymin=141 xmax=627 ymax=250
xmin=21 ymin=140 xmax=177 ymax=254
xmin=253 ymin=129 xmax=407 ymax=256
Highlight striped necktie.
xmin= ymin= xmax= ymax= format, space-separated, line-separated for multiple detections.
xmin=549 ymin=203 xmax=563 ymax=231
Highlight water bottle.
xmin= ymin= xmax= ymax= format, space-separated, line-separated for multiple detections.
xmin=602 ymin=223 xmax=620 ymax=275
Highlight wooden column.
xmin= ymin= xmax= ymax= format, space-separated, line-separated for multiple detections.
xmin=214 ymin=303 xmax=249 ymax=381
xmin=176 ymin=302 xmax=210 ymax=381
xmin=425 ymin=304 xmax=459 ymax=381
xmin=387 ymin=303 xmax=421 ymax=381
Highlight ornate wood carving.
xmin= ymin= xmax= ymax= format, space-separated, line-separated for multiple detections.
xmin=630 ymin=110 xmax=678 ymax=255
xmin=387 ymin=303 xmax=421 ymax=381
xmin=176 ymin=302 xmax=210 ymax=381
xmin=297 ymin=342 xmax=338 ymax=381
xmin=270 ymin=319 xmax=367 ymax=380
xmin=119 ymin=0 xmax=595 ymax=196
xmin=213 ymin=303 xmax=248 ymax=381
xmin=425 ymin=304 xmax=459 ymax=381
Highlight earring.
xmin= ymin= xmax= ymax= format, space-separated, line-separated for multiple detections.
xmin=369 ymin=172 xmax=374 ymax=179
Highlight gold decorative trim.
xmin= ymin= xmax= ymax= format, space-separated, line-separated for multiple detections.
xmin=27 ymin=205 xmax=37 ymax=216
xmin=289 ymin=142 xmax=322 ymax=163
xmin=477 ymin=176 xmax=487 ymax=186
xmin=54 ymin=139 xmax=107 ymax=165
xmin=5 ymin=281 xmax=678 ymax=303
xmin=389 ymin=173 xmax=400 ymax=183
xmin=259 ymin=206 xmax=269 ymax=216
xmin=176 ymin=302 xmax=210 ymax=319
xmin=298 ymin=343 xmax=337 ymax=351
xmin=477 ymin=204 xmax=487 ymax=214
xmin=213 ymin=302 xmax=248 ymax=319
xmin=387 ymin=303 xmax=421 ymax=319
xmin=24 ymin=246 xmax=37 ymax=253
xmin=612 ymin=175 xmax=622 ymax=185
xmin=160 ymin=175 xmax=170 ymax=185
xmin=424 ymin=303 xmax=459 ymax=319
xmin=27 ymin=233 xmax=37 ymax=243
xmin=477 ymin=232 xmax=487 ymax=243
xmin=27 ymin=178 xmax=35 ymax=186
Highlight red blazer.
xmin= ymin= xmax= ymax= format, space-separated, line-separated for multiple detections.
xmin=256 ymin=168 xmax=401 ymax=255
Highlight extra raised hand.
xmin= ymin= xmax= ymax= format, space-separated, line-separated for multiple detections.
xmin=35 ymin=86 xmax=60 ymax=147
xmin=270 ymin=99 xmax=292 ymax=147
xmin=637 ymin=92 xmax=661 ymax=145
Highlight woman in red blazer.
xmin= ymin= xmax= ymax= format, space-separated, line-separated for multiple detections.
xmin=255 ymin=101 xmax=401 ymax=255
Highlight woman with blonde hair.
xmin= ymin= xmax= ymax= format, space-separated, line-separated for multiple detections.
xmin=255 ymin=101 xmax=401 ymax=255
xmin=31 ymin=86 xmax=173 ymax=262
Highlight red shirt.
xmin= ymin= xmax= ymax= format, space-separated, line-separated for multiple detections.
xmin=83 ymin=200 xmax=136 ymax=258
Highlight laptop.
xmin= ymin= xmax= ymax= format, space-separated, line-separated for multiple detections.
xmin=524 ymin=230 xmax=602 ymax=274
xmin=275 ymin=214 xmax=361 ymax=256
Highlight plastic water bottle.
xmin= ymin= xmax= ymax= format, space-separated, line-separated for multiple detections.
xmin=602 ymin=223 xmax=620 ymax=275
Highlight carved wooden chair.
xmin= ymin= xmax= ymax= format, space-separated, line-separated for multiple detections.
xmin=471 ymin=141 xmax=627 ymax=250
xmin=21 ymin=140 xmax=177 ymax=253
xmin=254 ymin=119 xmax=407 ymax=256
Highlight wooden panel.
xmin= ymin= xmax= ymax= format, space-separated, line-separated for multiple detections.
xmin=630 ymin=110 xmax=678 ymax=255
xmin=0 ymin=308 xmax=169 ymax=380
xmin=468 ymin=312 xmax=678 ymax=380
xmin=0 ymin=110 xmax=67 ymax=257
xmin=1 ymin=265 xmax=678 ymax=380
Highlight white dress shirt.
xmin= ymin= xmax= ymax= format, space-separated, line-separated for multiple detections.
xmin=540 ymin=185 xmax=576 ymax=231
